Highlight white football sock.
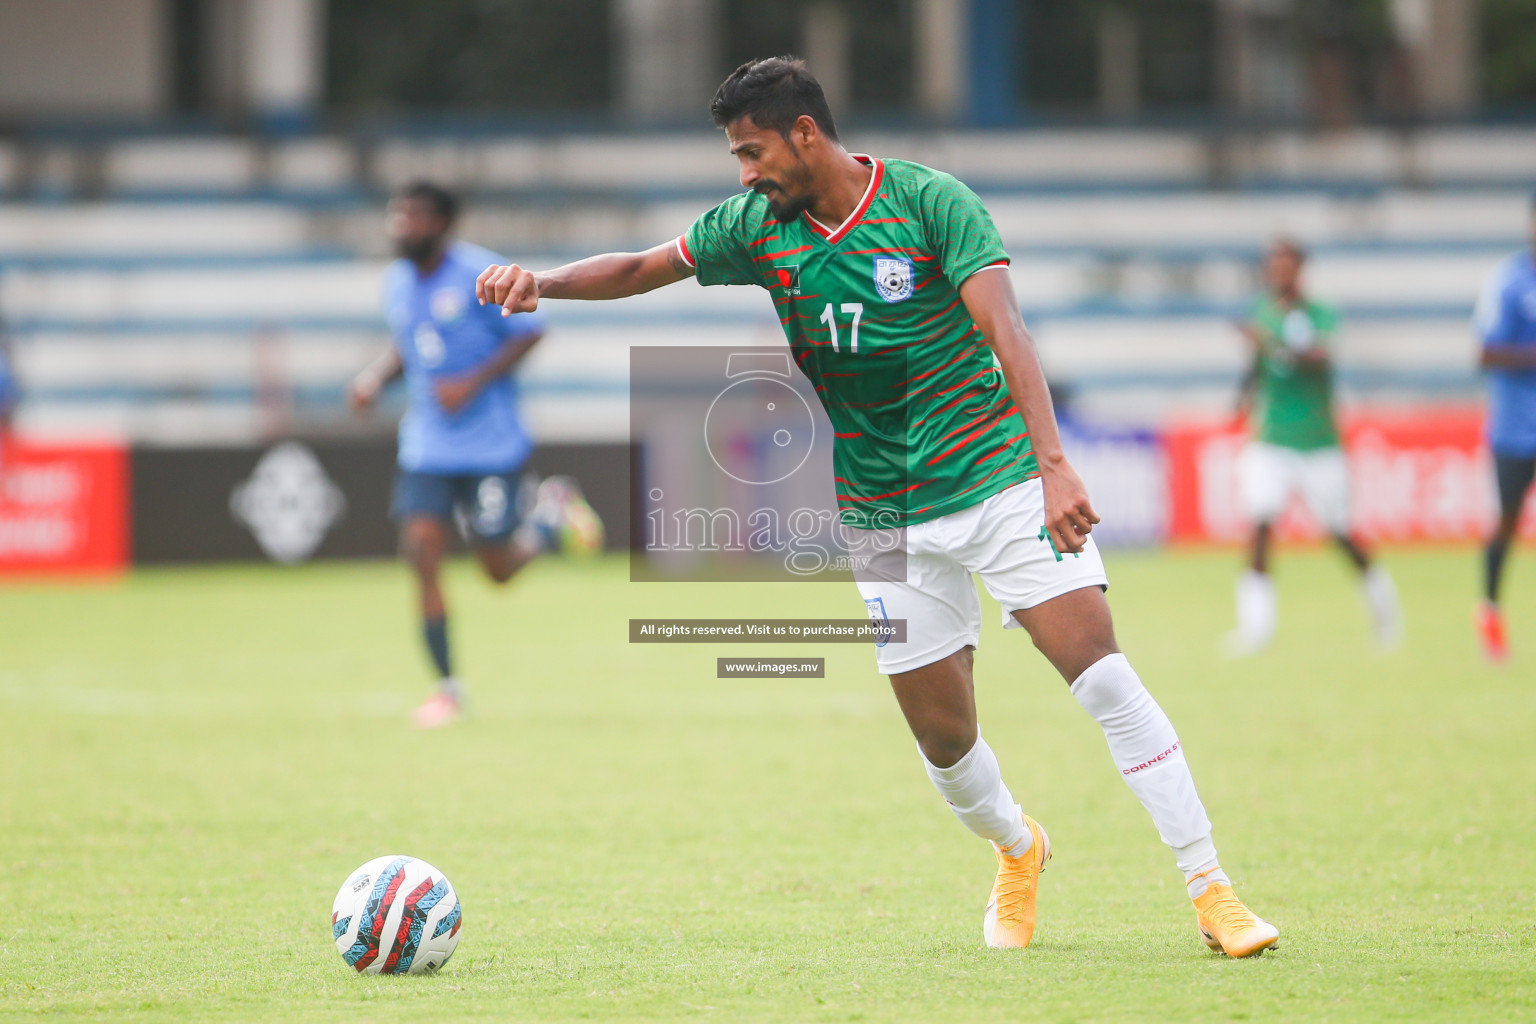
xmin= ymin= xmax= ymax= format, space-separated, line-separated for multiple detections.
xmin=1174 ymin=835 xmax=1230 ymax=898
xmin=1362 ymin=564 xmax=1402 ymax=646
xmin=1071 ymin=654 xmax=1215 ymax=878
xmin=921 ymin=732 xmax=1031 ymax=857
xmin=1236 ymin=570 xmax=1276 ymax=649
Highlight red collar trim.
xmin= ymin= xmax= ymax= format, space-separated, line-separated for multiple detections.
xmin=803 ymin=155 xmax=884 ymax=244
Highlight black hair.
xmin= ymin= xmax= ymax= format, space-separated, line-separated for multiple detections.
xmin=710 ymin=56 xmax=838 ymax=142
xmin=395 ymin=180 xmax=459 ymax=223
xmin=1270 ymin=236 xmax=1308 ymax=263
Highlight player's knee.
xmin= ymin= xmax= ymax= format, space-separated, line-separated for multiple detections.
xmin=474 ymin=546 xmax=517 ymax=583
xmin=918 ymin=726 xmax=975 ymax=769
xmin=1036 ymin=637 xmax=1122 ymax=685
xmin=401 ymin=535 xmax=442 ymax=576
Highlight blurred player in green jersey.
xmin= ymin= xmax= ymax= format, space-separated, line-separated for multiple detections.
xmin=477 ymin=58 xmax=1277 ymax=957
xmin=1230 ymin=239 xmax=1400 ymax=655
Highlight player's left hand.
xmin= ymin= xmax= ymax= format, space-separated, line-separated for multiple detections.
xmin=1039 ymin=457 xmax=1099 ymax=555
xmin=434 ymin=376 xmax=479 ymax=413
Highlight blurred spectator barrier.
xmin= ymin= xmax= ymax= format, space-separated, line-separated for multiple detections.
xmin=128 ymin=437 xmax=629 ymax=565
xmin=0 ymin=441 xmax=128 ymax=573
xmin=5 ymin=415 xmax=1530 ymax=573
xmin=1060 ymin=420 xmax=1167 ymax=548
xmin=1167 ymin=411 xmax=1536 ymax=543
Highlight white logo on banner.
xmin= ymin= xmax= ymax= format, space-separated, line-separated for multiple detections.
xmin=230 ymin=442 xmax=347 ymax=563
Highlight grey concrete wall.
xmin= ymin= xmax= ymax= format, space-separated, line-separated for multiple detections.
xmin=0 ymin=0 xmax=168 ymax=118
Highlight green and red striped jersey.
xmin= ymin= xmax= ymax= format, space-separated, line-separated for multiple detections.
xmin=679 ymin=155 xmax=1037 ymax=529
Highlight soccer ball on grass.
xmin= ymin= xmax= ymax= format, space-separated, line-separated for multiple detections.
xmin=331 ymin=855 xmax=461 ymax=974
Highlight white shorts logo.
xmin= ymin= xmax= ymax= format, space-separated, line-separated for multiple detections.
xmin=864 ymin=596 xmax=891 ymax=648
xmin=474 ymin=476 xmax=509 ymax=534
xmin=873 ymin=256 xmax=914 ymax=303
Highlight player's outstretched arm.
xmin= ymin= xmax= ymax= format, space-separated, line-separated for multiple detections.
xmin=1480 ymin=344 xmax=1536 ymax=370
xmin=477 ymin=240 xmax=695 ymax=315
xmin=348 ymin=345 xmax=403 ymax=414
xmin=1234 ymin=319 xmax=1264 ymax=347
xmin=435 ymin=331 xmax=545 ymax=414
xmin=1231 ymin=320 xmax=1261 ymax=419
xmin=960 ymin=267 xmax=1099 ymax=554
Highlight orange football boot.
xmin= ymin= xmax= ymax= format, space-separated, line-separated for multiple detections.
xmin=412 ymin=691 xmax=461 ymax=729
xmin=983 ymin=814 xmax=1051 ymax=948
xmin=1477 ymin=602 xmax=1508 ymax=663
xmin=1191 ymin=872 xmax=1279 ymax=957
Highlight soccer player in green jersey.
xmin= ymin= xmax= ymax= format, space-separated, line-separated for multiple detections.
xmin=1230 ymin=238 xmax=1400 ymax=655
xmin=478 ymin=58 xmax=1277 ymax=957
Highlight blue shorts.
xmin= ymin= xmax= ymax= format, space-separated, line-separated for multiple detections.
xmin=391 ymin=467 xmax=535 ymax=545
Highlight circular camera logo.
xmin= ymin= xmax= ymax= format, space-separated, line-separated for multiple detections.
xmin=703 ymin=354 xmax=815 ymax=485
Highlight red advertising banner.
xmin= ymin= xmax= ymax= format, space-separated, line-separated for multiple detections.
xmin=1167 ymin=410 xmax=1536 ymax=543
xmin=0 ymin=440 xmax=129 ymax=573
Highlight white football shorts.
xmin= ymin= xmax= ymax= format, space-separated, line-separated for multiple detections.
xmin=1238 ymin=441 xmax=1350 ymax=535
xmin=853 ymin=478 xmax=1110 ymax=675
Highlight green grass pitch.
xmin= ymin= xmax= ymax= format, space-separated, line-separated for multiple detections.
xmin=1 ymin=547 xmax=1533 ymax=1022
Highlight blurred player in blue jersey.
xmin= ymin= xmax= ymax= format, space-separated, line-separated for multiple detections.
xmin=349 ymin=181 xmax=602 ymax=727
xmin=0 ymin=332 xmax=15 ymax=476
xmin=1473 ymin=191 xmax=1536 ymax=662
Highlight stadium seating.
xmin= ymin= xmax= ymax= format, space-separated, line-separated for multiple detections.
xmin=0 ymin=127 xmax=1525 ymax=443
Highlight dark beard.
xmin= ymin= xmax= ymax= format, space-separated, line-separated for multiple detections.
xmin=755 ymin=181 xmax=809 ymax=224
xmin=766 ymin=193 xmax=809 ymax=223
xmin=395 ymin=237 xmax=441 ymax=264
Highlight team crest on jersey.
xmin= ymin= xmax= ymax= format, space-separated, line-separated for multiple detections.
xmin=1280 ymin=309 xmax=1315 ymax=349
xmin=431 ymin=287 xmax=465 ymax=324
xmin=873 ymin=256 xmax=914 ymax=302
xmin=772 ymin=264 xmax=802 ymax=296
